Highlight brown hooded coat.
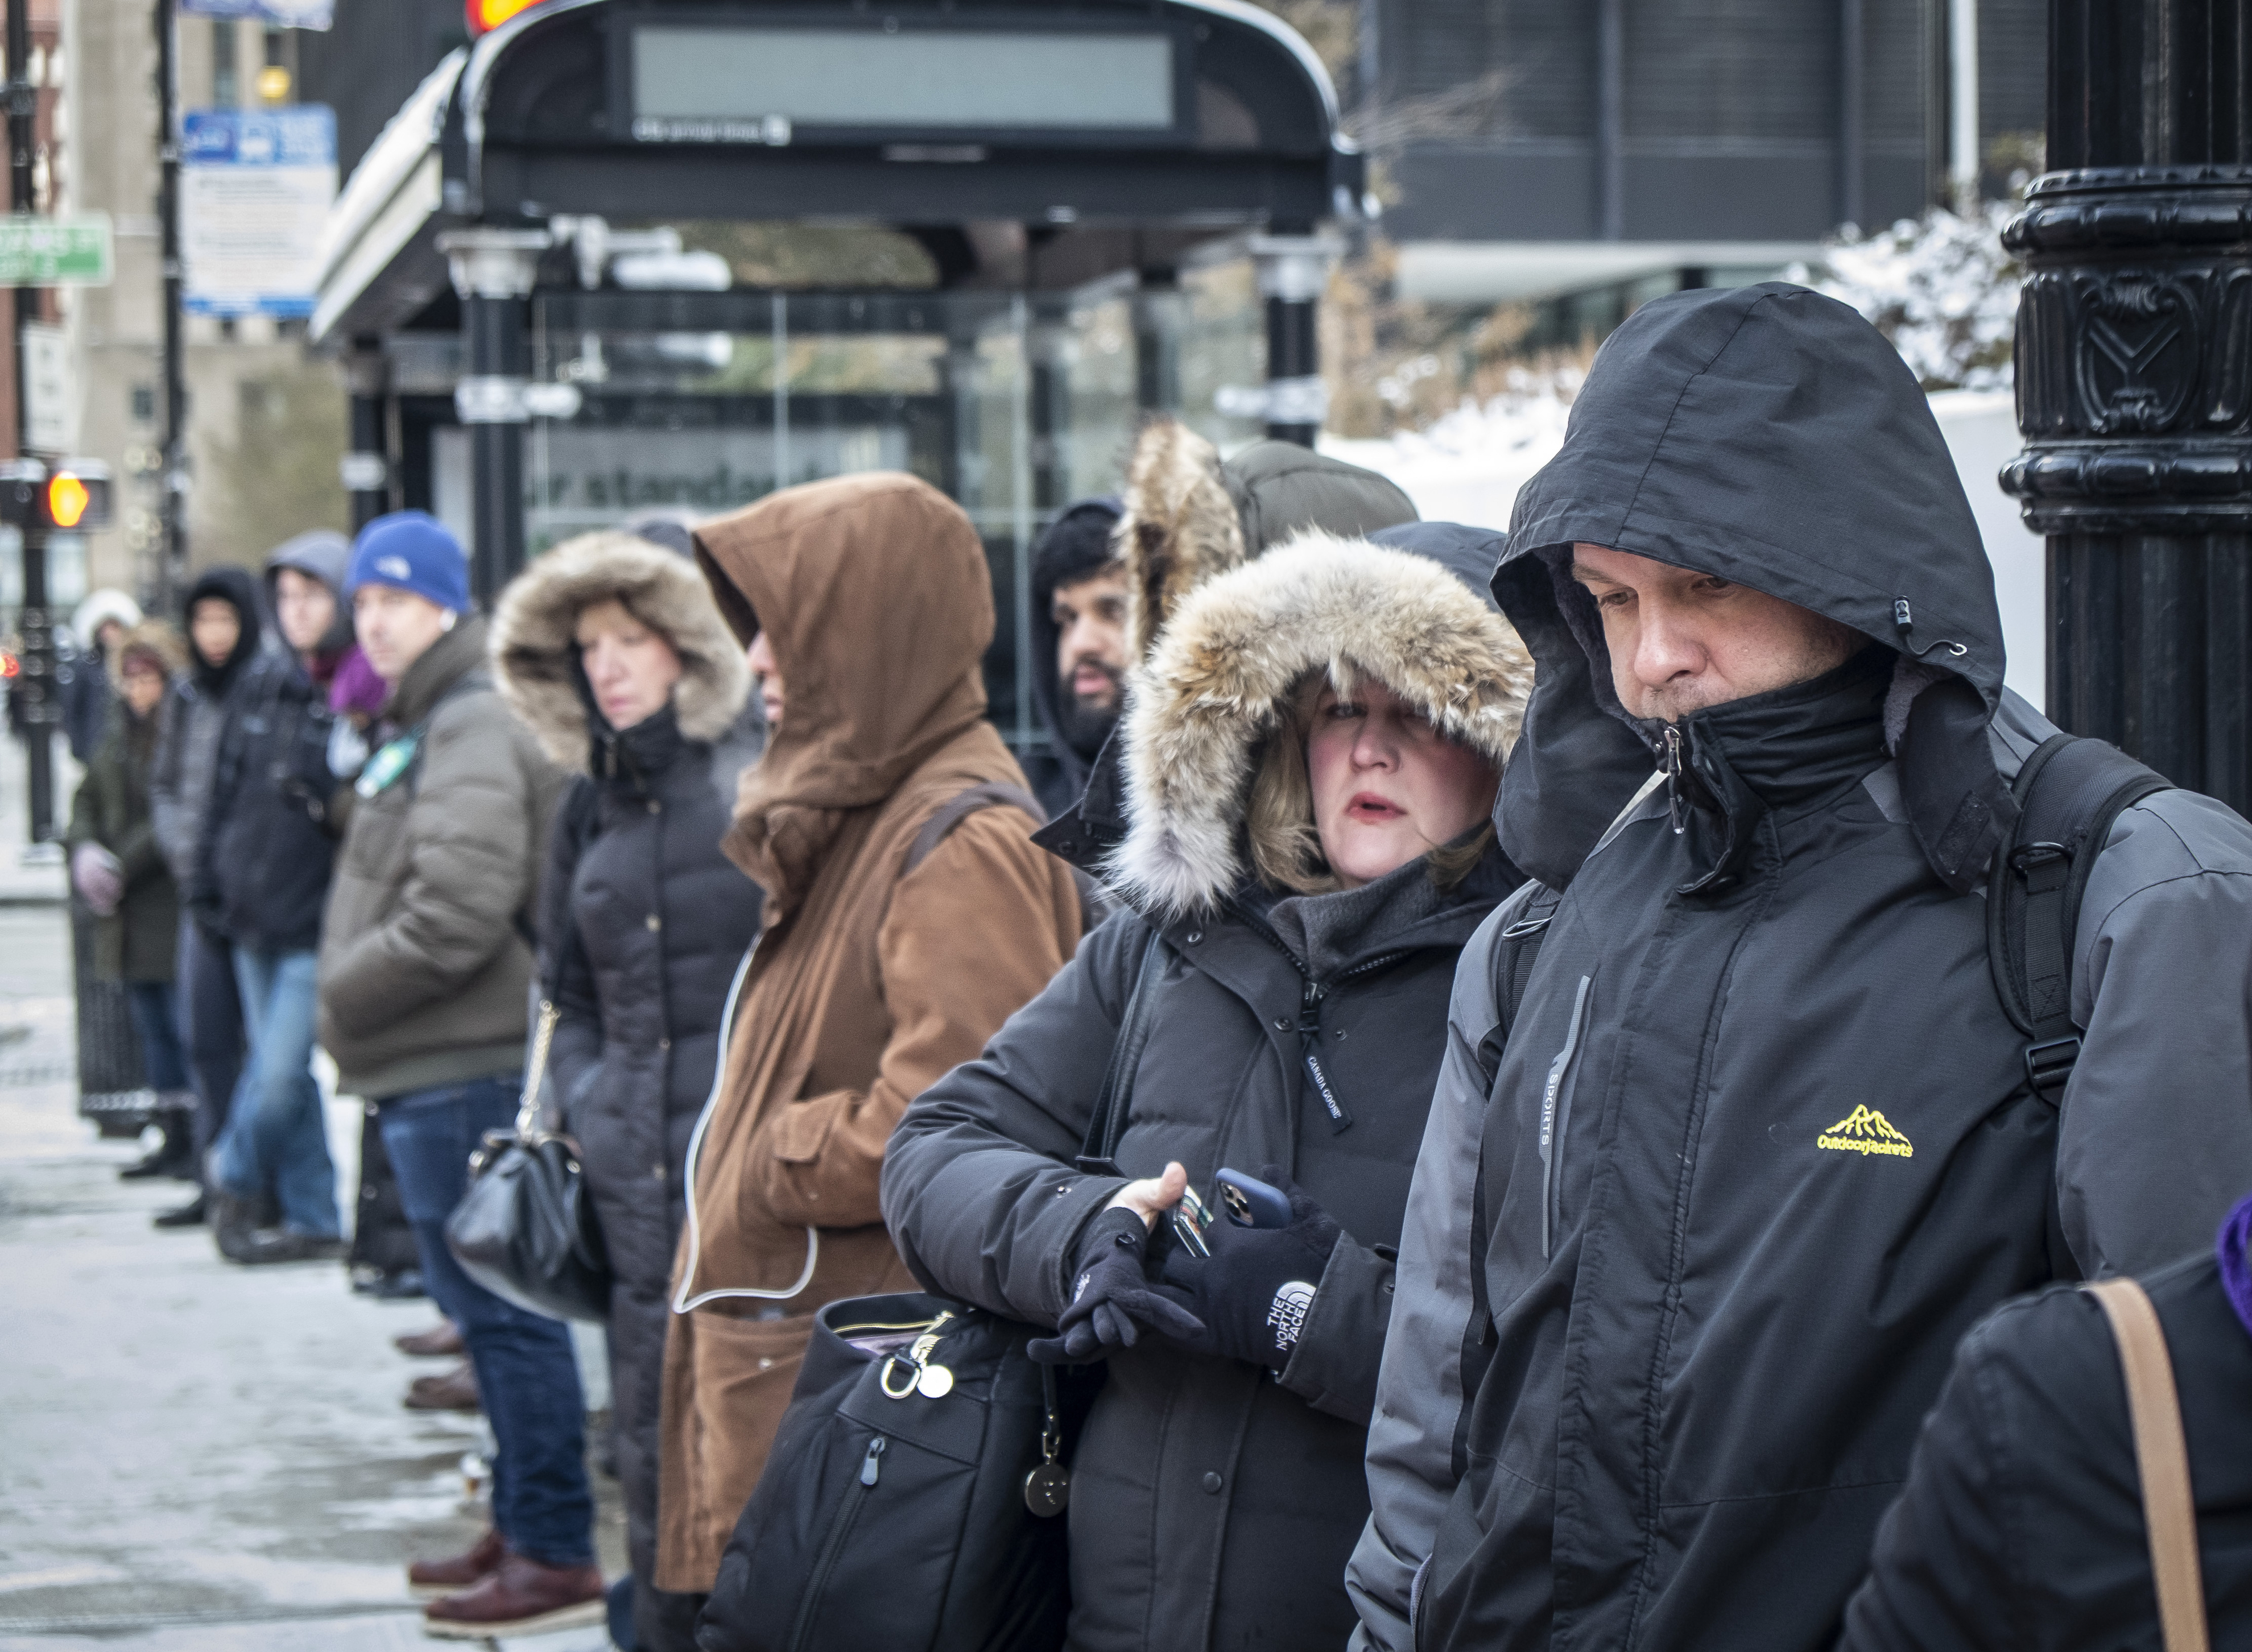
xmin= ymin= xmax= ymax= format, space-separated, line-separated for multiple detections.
xmin=656 ymin=473 xmax=1083 ymax=1591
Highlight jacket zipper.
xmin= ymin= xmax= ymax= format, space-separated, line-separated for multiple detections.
xmin=1231 ymin=900 xmax=1419 ymax=1140
xmin=787 ymin=1436 xmax=885 ymax=1651
xmin=1539 ymin=975 xmax=1594 ymax=1259
xmin=1663 ymin=726 xmax=1688 ymax=835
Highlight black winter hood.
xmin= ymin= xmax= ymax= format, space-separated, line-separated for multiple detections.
xmin=181 ymin=564 xmax=263 ymax=695
xmin=1028 ymin=496 xmax=1125 ymax=794
xmin=1493 ymin=281 xmax=2013 ymax=894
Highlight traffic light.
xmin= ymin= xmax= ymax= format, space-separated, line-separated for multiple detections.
xmin=466 ymin=0 xmax=544 ymax=35
xmin=0 ymin=461 xmax=112 ymax=530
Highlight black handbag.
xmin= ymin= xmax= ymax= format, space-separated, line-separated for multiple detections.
xmin=444 ymin=1002 xmax=612 ymax=1322
xmin=695 ymin=930 xmax=1168 ymax=1652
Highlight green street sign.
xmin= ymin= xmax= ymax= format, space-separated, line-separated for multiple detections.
xmin=0 ymin=215 xmax=113 ymax=287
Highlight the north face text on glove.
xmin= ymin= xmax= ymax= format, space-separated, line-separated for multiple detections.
xmin=1266 ymin=1280 xmax=1316 ymax=1353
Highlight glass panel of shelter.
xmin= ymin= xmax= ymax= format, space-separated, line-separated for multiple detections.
xmin=513 ymin=277 xmax=1262 ymax=758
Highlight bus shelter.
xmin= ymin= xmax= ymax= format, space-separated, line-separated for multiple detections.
xmin=309 ymin=0 xmax=1360 ymax=746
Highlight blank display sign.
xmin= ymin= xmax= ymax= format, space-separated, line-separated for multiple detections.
xmin=632 ymin=27 xmax=1175 ymax=131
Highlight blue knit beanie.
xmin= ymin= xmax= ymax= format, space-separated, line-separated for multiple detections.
xmin=346 ymin=511 xmax=471 ymax=612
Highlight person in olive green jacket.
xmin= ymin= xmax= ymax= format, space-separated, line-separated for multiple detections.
xmin=68 ymin=622 xmax=197 ymax=1165
xmin=315 ymin=512 xmax=598 ymax=1642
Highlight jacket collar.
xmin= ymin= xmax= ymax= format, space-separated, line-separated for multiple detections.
xmin=593 ymin=699 xmax=687 ymax=790
xmin=1652 ymin=644 xmax=1894 ymax=897
xmin=385 ymin=615 xmax=487 ymax=728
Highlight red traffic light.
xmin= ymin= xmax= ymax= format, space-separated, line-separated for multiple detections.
xmin=466 ymin=0 xmax=544 ymax=35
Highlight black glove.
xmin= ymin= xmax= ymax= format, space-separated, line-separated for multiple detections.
xmin=1028 ymin=1206 xmax=1207 ymax=1365
xmin=1156 ymin=1168 xmax=1341 ymax=1372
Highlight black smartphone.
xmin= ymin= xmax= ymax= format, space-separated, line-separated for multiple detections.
xmin=1216 ymin=1169 xmax=1292 ymax=1229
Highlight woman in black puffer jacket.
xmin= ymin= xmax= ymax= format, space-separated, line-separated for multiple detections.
xmin=493 ymin=528 xmax=765 ymax=1652
xmin=881 ymin=522 xmax=1533 ymax=1652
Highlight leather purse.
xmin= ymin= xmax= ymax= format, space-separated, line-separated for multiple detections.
xmin=444 ymin=1003 xmax=613 ymax=1322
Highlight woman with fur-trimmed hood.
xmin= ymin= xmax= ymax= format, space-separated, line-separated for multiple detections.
xmin=882 ymin=521 xmax=1532 ymax=1652
xmin=491 ymin=528 xmax=765 ymax=1651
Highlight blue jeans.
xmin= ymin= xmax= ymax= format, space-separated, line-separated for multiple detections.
xmin=211 ymin=948 xmax=340 ymax=1237
xmin=126 ymin=981 xmax=189 ymax=1092
xmin=381 ymin=1077 xmax=595 ymax=1569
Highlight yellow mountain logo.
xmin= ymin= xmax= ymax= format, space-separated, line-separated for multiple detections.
xmin=1816 ymin=1106 xmax=1915 ymax=1158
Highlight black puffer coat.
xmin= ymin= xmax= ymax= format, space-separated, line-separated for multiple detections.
xmin=1841 ymin=1239 xmax=2252 ymax=1652
xmin=883 ymin=524 xmax=1531 ymax=1651
xmin=492 ymin=529 xmax=762 ymax=1618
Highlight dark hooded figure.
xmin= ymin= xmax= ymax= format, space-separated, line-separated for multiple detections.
xmin=1349 ymin=283 xmax=2252 ymax=1652
xmin=147 ymin=563 xmax=265 ymax=1231
xmin=881 ymin=523 xmax=1532 ymax=1652
xmin=193 ymin=531 xmax=358 ymax=1264
xmin=1022 ymin=497 xmax=1126 ymax=820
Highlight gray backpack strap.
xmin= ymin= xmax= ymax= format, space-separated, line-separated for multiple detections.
xmin=1989 ymin=734 xmax=2170 ymax=1102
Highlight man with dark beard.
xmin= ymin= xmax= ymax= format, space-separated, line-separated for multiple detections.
xmin=1023 ymin=498 xmax=1127 ymax=819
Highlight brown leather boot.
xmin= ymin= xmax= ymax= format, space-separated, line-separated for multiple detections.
xmin=421 ymin=1551 xmax=605 ymax=1639
xmin=394 ymin=1320 xmax=463 ymax=1358
xmin=403 ymin=1361 xmax=480 ymax=1413
xmin=407 ymin=1526 xmax=505 ymax=1600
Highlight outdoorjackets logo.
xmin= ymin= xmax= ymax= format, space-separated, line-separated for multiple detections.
xmin=1817 ymin=1106 xmax=1914 ymax=1158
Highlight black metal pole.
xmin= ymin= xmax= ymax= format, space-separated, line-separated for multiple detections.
xmin=1254 ymin=234 xmax=1333 ymax=449
xmin=464 ymin=291 xmax=527 ymax=603
xmin=156 ymin=0 xmax=185 ymax=611
xmin=9 ymin=0 xmax=51 ymax=844
xmin=440 ymin=225 xmax=547 ymax=607
xmin=2001 ymin=0 xmax=2252 ymax=813
xmin=344 ymin=341 xmax=389 ymax=533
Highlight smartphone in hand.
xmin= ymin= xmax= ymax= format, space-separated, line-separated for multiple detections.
xmin=1216 ymin=1169 xmax=1292 ymax=1229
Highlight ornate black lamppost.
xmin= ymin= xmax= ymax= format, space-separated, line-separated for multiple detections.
xmin=2003 ymin=3 xmax=2252 ymax=811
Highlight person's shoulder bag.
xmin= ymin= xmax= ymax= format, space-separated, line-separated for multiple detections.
xmin=443 ymin=1001 xmax=611 ymax=1322
xmin=2084 ymin=1276 xmax=2210 ymax=1652
xmin=694 ymin=929 xmax=1167 ymax=1652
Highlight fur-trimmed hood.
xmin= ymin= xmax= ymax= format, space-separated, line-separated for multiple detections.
xmin=1116 ymin=420 xmax=1418 ymax=660
xmin=491 ymin=529 xmax=750 ymax=773
xmin=1108 ymin=524 xmax=1532 ymax=917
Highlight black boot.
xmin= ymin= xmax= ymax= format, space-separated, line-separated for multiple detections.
xmin=121 ymin=1129 xmax=195 ymax=1181
xmin=152 ymin=1193 xmax=206 ymax=1228
xmin=209 ymin=1187 xmax=262 ymax=1262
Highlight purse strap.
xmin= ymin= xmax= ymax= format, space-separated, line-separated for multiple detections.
xmin=2084 ymin=1277 xmax=2211 ymax=1652
xmin=514 ymin=1000 xmax=561 ymax=1142
xmin=1074 ymin=929 xmax=1165 ymax=1176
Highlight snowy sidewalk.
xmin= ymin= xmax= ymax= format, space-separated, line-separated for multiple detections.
xmin=0 ymin=905 xmax=625 ymax=1650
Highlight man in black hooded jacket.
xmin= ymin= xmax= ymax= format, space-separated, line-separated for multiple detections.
xmin=148 ymin=564 xmax=266 ymax=1231
xmin=1348 ymin=283 xmax=2252 ymax=1652
xmin=1021 ymin=497 xmax=1126 ymax=820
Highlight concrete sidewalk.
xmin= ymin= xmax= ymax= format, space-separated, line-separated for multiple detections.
xmin=0 ymin=904 xmax=626 ymax=1651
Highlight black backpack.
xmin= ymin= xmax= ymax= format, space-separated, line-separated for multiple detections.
xmin=1485 ymin=732 xmax=2170 ymax=1102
